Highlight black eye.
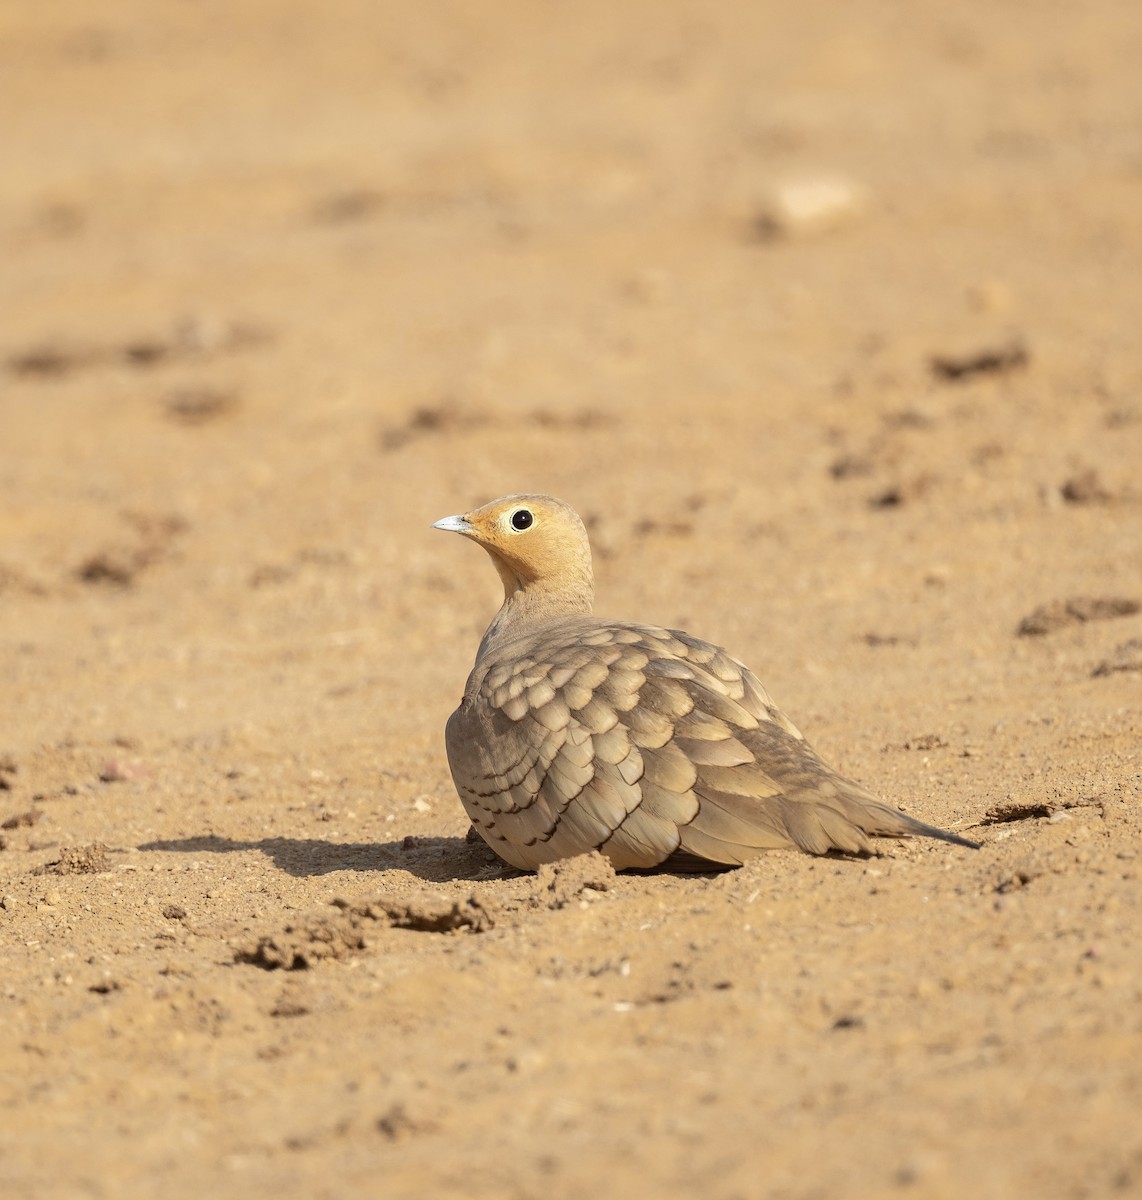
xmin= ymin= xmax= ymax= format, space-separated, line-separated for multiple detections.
xmin=510 ymin=508 xmax=534 ymax=531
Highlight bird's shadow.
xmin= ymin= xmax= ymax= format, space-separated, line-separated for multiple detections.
xmin=136 ymin=834 xmax=504 ymax=883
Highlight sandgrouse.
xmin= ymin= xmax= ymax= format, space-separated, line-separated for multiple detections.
xmin=434 ymin=494 xmax=978 ymax=872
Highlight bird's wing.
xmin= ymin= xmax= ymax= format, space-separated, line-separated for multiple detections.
xmin=446 ymin=621 xmax=971 ymax=871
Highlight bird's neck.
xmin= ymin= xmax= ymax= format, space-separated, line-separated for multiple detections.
xmin=475 ymin=568 xmax=594 ymax=667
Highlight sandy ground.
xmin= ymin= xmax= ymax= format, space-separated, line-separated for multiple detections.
xmin=2 ymin=2 xmax=1141 ymax=1197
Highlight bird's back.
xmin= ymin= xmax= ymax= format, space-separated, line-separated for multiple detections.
xmin=445 ymin=616 xmax=969 ymax=871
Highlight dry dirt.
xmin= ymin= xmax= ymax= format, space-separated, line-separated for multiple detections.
xmin=2 ymin=2 xmax=1141 ymax=1198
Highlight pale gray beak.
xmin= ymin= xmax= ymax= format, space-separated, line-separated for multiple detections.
xmin=432 ymin=514 xmax=473 ymax=534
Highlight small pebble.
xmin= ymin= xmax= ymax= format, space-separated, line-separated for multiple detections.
xmin=754 ymin=176 xmax=866 ymax=239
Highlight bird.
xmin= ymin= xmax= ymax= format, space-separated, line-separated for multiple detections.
xmin=433 ymin=493 xmax=979 ymax=872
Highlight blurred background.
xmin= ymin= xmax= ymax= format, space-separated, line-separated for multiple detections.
xmin=4 ymin=0 xmax=1140 ymax=668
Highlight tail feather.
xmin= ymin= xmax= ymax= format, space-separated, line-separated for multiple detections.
xmin=670 ymin=779 xmax=980 ymax=868
xmin=835 ymin=785 xmax=981 ymax=850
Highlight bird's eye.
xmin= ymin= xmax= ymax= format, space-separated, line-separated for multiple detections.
xmin=510 ymin=508 xmax=534 ymax=532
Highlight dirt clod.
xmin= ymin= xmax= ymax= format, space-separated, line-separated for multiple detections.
xmin=164 ymin=386 xmax=238 ymax=425
xmin=1017 ymin=597 xmax=1140 ymax=636
xmin=1060 ymin=469 xmax=1112 ymax=505
xmin=234 ymin=891 xmax=495 ymax=970
xmin=375 ymin=1102 xmax=435 ymax=1142
xmin=373 ymin=893 xmax=496 ymax=932
xmin=900 ymin=734 xmax=948 ymax=751
xmin=930 ymin=341 xmax=1028 ymax=382
xmin=234 ymin=913 xmax=369 ymax=970
xmin=99 ymin=759 xmax=148 ymax=783
xmin=2 ymin=809 xmax=43 ymax=830
xmin=39 ymin=843 xmax=110 ymax=874
xmin=1092 ymin=638 xmax=1142 ymax=678
xmin=532 ymin=852 xmax=617 ymax=909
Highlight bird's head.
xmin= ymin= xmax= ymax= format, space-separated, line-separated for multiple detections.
xmin=433 ymin=493 xmax=594 ymax=607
